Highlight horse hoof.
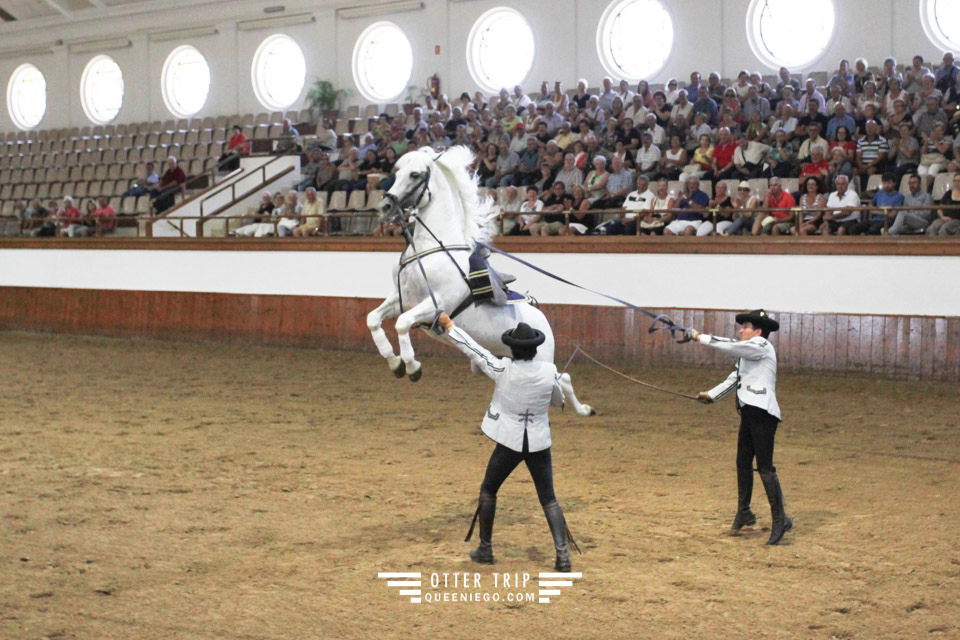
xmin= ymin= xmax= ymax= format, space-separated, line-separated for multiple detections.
xmin=578 ymin=404 xmax=596 ymax=417
xmin=388 ymin=356 xmax=406 ymax=378
xmin=409 ymin=368 xmax=422 ymax=383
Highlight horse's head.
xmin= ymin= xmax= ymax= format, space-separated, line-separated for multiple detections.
xmin=377 ymin=148 xmax=438 ymax=226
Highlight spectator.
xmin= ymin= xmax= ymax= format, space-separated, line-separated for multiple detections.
xmin=742 ymin=85 xmax=771 ymax=122
xmin=732 ymin=70 xmax=753 ymax=100
xmin=692 ymin=86 xmax=718 ymax=126
xmin=754 ymin=176 xmax=796 ymax=235
xmin=853 ymin=58 xmax=871 ymax=94
xmin=121 ymin=161 xmax=159 ymax=198
xmin=827 ymin=146 xmax=854 ymax=191
xmin=554 ymin=121 xmax=577 ymax=150
xmin=854 ymin=120 xmax=890 ymax=189
xmin=926 ymin=172 xmax=960 ymax=236
xmin=624 ymin=94 xmax=647 ymax=126
xmin=914 ymin=96 xmax=949 ymax=137
xmin=798 ymin=78 xmax=826 ymax=113
xmin=510 ymin=185 xmax=543 ymax=236
xmin=777 ymin=85 xmax=800 ymax=117
xmin=554 ymin=153 xmax=583 ymax=192
xmin=218 ymin=125 xmax=249 ymax=171
xmin=732 ymin=133 xmax=768 ymax=179
xmin=765 ymin=127 xmax=796 ymax=178
xmin=275 ymin=118 xmax=301 ymax=154
xmin=297 ymin=149 xmax=324 ymax=191
xmin=234 ymin=193 xmax=284 ymax=237
xmin=882 ymin=77 xmax=910 ymax=119
xmin=889 ymin=173 xmax=934 ymax=235
xmin=637 ymin=178 xmax=676 ymax=236
xmin=597 ymin=77 xmax=616 ymax=113
xmin=602 ymin=175 xmax=655 ymax=236
xmin=795 ymin=176 xmax=827 ymax=236
xmin=150 ymin=156 xmax=186 ymax=214
xmin=93 ymin=195 xmax=116 ymax=235
xmin=661 ymin=134 xmax=688 ymax=181
xmin=934 ymin=52 xmax=959 ymax=94
xmin=821 ymin=175 xmax=861 ymax=235
xmin=248 ymin=190 xmax=275 ymax=223
xmin=877 ymin=57 xmax=903 ymax=96
xmin=850 ymin=172 xmax=904 ymax=235
xmin=826 ymin=103 xmax=856 ymax=140
xmin=904 ymin=55 xmax=932 ymax=94
xmin=315 ymin=118 xmax=338 ymax=151
xmin=828 ymin=59 xmax=855 ymax=96
xmin=62 ymin=198 xmax=94 ymax=237
xmin=532 ymin=162 xmax=556 ymax=194
xmin=855 ymin=81 xmax=882 ymax=118
xmin=707 ymin=71 xmax=728 ymax=103
xmin=313 ymin=154 xmax=337 ymax=192
xmin=572 ymin=79 xmax=592 ymax=109
xmin=797 ymin=123 xmax=829 ymax=163
xmin=682 ymin=133 xmax=715 ymax=182
xmin=275 ymin=191 xmax=303 ymax=237
xmin=912 ymin=74 xmax=943 ymax=113
xmin=698 ymin=180 xmax=735 ymax=236
xmin=798 ymin=100 xmax=829 ymax=137
xmin=488 ymin=139 xmax=520 ymax=188
xmin=918 ymin=123 xmax=952 ymax=177
xmin=670 ymin=90 xmax=693 ymax=123
xmin=514 ymin=137 xmax=541 ymax=187
xmin=664 ymin=175 xmax=709 ymax=236
xmin=530 ymin=181 xmax=567 ymax=236
xmin=724 ymin=181 xmax=761 ymax=235
xmin=634 ymin=132 xmax=661 ymax=179
xmin=583 ymin=156 xmax=610 ymax=206
xmin=745 ymin=111 xmax=769 ymax=143
xmin=824 ymin=84 xmax=853 ymax=118
xmin=406 ymin=108 xmax=428 ymax=139
xmin=644 ymin=112 xmax=667 ymax=146
xmin=328 ymin=148 xmax=360 ymax=194
xmin=882 ymin=97 xmax=911 ymax=135
xmin=591 ymin=155 xmax=632 ymax=210
xmin=799 ymin=146 xmax=830 ymax=183
xmin=709 ymin=127 xmax=739 ymax=182
xmin=583 ymin=96 xmax=606 ymax=131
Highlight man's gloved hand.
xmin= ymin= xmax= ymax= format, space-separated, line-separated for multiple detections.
xmin=437 ymin=312 xmax=455 ymax=332
xmin=689 ymin=329 xmax=701 ymax=341
xmin=697 ymin=391 xmax=713 ymax=404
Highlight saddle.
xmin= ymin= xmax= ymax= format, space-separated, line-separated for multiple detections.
xmin=466 ymin=248 xmax=516 ymax=308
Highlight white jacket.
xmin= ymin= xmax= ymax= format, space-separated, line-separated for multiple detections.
xmin=699 ymin=334 xmax=781 ymax=420
xmin=448 ymin=326 xmax=564 ymax=452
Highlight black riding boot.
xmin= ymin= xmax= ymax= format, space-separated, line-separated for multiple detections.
xmin=465 ymin=489 xmax=496 ymax=564
xmin=543 ymin=500 xmax=580 ymax=572
xmin=759 ymin=469 xmax=793 ymax=545
xmin=730 ymin=466 xmax=757 ymax=532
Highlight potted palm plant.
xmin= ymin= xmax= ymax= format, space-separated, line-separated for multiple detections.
xmin=305 ymin=79 xmax=348 ymax=122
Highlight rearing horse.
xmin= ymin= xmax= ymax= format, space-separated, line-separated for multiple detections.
xmin=366 ymin=146 xmax=594 ymax=416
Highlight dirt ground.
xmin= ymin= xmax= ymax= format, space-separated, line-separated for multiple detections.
xmin=1 ymin=331 xmax=958 ymax=640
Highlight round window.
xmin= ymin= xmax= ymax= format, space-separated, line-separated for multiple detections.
xmin=6 ymin=63 xmax=46 ymax=130
xmin=746 ymin=0 xmax=835 ymax=70
xmin=466 ymin=7 xmax=535 ymax=94
xmin=596 ymin=0 xmax=673 ymax=81
xmin=353 ymin=22 xmax=414 ymax=102
xmin=161 ymin=45 xmax=211 ymax=118
xmin=80 ymin=55 xmax=124 ymax=124
xmin=251 ymin=34 xmax=306 ymax=111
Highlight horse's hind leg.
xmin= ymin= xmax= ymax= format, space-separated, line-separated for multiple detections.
xmin=395 ymin=299 xmax=439 ymax=382
xmin=366 ymin=293 xmax=406 ymax=377
xmin=559 ymin=372 xmax=596 ymax=416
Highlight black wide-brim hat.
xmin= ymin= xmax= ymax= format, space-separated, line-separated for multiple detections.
xmin=735 ymin=309 xmax=780 ymax=333
xmin=502 ymin=322 xmax=546 ymax=348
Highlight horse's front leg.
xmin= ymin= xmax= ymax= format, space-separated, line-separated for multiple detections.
xmin=395 ymin=298 xmax=440 ymax=382
xmin=366 ymin=292 xmax=406 ymax=378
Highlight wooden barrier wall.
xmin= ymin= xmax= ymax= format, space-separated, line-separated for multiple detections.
xmin=1 ymin=286 xmax=957 ymax=381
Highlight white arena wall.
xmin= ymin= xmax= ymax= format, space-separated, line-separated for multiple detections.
xmin=0 ymin=0 xmax=949 ymax=132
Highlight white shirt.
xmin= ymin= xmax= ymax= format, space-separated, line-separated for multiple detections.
xmin=827 ymin=189 xmax=861 ymax=222
xmin=623 ymin=188 xmax=656 ymax=220
xmin=635 ymin=145 xmax=662 ymax=171
xmin=700 ymin=334 xmax=781 ymax=420
xmin=448 ymin=326 xmax=564 ymax=452
xmin=519 ymin=199 xmax=543 ymax=224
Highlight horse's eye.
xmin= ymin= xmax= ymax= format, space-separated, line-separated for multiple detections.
xmin=410 ymin=171 xmax=421 ymax=179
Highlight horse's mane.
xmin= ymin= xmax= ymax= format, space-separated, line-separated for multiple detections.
xmin=431 ymin=146 xmax=499 ymax=248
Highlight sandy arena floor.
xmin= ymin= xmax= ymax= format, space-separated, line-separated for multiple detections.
xmin=0 ymin=332 xmax=958 ymax=640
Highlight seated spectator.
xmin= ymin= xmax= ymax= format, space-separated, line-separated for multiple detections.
xmin=248 ymin=191 xmax=275 ymax=223
xmin=509 ymin=185 xmax=543 ymax=236
xmin=121 ymin=162 xmax=159 ymax=198
xmin=820 ymin=175 xmax=861 ymax=235
xmin=530 ymin=181 xmax=568 ymax=236
xmin=670 ymin=90 xmax=693 ymax=123
xmin=692 ymin=86 xmax=718 ymax=126
xmin=150 ymin=156 xmax=186 ymax=214
xmin=624 ymin=94 xmax=648 ymax=126
xmin=516 ymin=137 xmax=542 ymax=186
xmin=934 ymin=52 xmax=959 ymax=94
xmin=62 ymin=198 xmax=94 ymax=237
xmin=776 ymin=85 xmax=800 ymax=119
xmin=602 ymin=175 xmax=655 ymax=236
xmin=745 ymin=111 xmax=769 ymax=143
xmin=30 ymin=199 xmax=59 ymax=237
xmin=275 ymin=119 xmax=301 ymax=154
xmin=532 ymin=162 xmax=555 ymax=194
xmin=5 ymin=201 xmax=25 ymax=237
xmin=914 ymin=96 xmax=949 ymax=137
xmin=297 ymin=149 xmax=324 ymax=191
xmin=583 ymin=156 xmax=610 ymax=206
xmin=218 ymin=125 xmax=249 ymax=171
xmin=877 ymin=57 xmax=903 ymax=95
xmin=798 ymin=78 xmax=826 ymax=114
xmin=850 ymin=172 xmax=904 ymax=235
xmin=794 ymin=176 xmax=827 ymax=236
xmin=634 ymin=178 xmax=676 ymax=236
xmin=707 ymin=71 xmax=728 ymax=103
xmin=405 ymin=108 xmax=428 ymax=139
xmin=597 ymin=76 xmax=616 ymax=113
xmin=855 ymin=81 xmax=882 ymax=118
xmin=495 ymin=185 xmax=522 ymax=235
xmin=328 ymin=148 xmax=360 ymax=194
xmin=644 ymin=112 xmax=667 ymax=146
xmin=276 ymin=191 xmax=303 ymax=237
xmin=313 ymin=154 xmax=337 ymax=192
xmin=664 ymin=176 xmax=709 ymax=236
xmin=732 ymin=70 xmax=753 ymax=100
xmin=904 ymin=55 xmax=932 ymax=94
xmin=825 ymin=84 xmax=853 ymax=118
xmin=682 ymin=133 xmax=714 ymax=182
xmin=661 ymin=134 xmax=688 ymax=181
xmin=689 ymin=112 xmax=713 ymax=144
xmin=852 ymin=58 xmax=872 ymax=94
xmin=487 ymin=139 xmax=520 ymax=188
xmin=854 ymin=120 xmax=890 ymax=190
xmin=234 ymin=193 xmax=284 ymax=237
xmin=754 ymin=176 xmax=796 ymax=235
xmin=765 ymin=128 xmax=796 ymax=178
xmin=798 ymin=100 xmax=829 ymax=137
xmin=732 ymin=133 xmax=768 ymax=179
xmin=709 ymin=127 xmax=739 ymax=182
xmin=799 ymin=146 xmax=830 ymax=183
xmin=828 ymin=59 xmax=855 ymax=97
xmin=554 ymin=121 xmax=577 ymax=150
xmin=825 ymin=103 xmax=856 ymax=140
xmin=93 ymin=195 xmax=116 ymax=235
xmin=881 ymin=97 xmax=911 ymax=135
xmin=697 ymin=180 xmax=735 ymax=236
xmin=293 ymin=187 xmax=326 ymax=237
xmin=583 ymin=96 xmax=606 ymax=131
xmin=476 ymin=142 xmax=499 ymax=187
xmin=501 ymin=105 xmax=523 ymax=133
xmin=554 ymin=153 xmax=583 ymax=191
xmin=918 ymin=123 xmax=952 ymax=177
xmin=591 ymin=155 xmax=633 ymax=210
xmin=888 ymin=173 xmax=934 ymax=235
xmin=912 ymin=74 xmax=942 ymax=113
xmin=926 ymin=172 xmax=960 ymax=236
xmin=21 ymin=198 xmax=48 ymax=237
xmin=315 ymin=118 xmax=338 ymax=151
xmin=882 ymin=78 xmax=911 ymax=119
xmin=742 ymin=85 xmax=771 ymax=123
xmin=634 ymin=132 xmax=661 ymax=179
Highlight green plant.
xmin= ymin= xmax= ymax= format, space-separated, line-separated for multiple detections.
xmin=305 ymin=79 xmax=350 ymax=119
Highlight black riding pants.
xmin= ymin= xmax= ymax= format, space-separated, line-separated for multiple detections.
xmin=480 ymin=432 xmax=556 ymax=507
xmin=736 ymin=404 xmax=780 ymax=473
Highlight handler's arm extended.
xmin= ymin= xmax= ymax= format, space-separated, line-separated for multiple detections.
xmin=695 ymin=333 xmax=766 ymax=360
xmin=439 ymin=315 xmax=506 ymax=381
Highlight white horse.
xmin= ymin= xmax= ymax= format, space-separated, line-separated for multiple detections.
xmin=366 ymin=146 xmax=594 ymax=416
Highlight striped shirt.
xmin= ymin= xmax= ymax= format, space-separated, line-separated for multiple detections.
xmin=856 ymin=135 xmax=890 ymax=164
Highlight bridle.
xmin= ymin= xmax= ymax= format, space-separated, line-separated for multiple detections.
xmin=379 ymin=167 xmax=433 ymax=228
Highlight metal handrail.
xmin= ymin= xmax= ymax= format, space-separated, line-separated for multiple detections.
xmin=197 ymin=154 xmax=293 ymax=217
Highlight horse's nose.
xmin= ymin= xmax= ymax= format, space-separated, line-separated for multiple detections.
xmin=377 ymin=194 xmax=399 ymax=220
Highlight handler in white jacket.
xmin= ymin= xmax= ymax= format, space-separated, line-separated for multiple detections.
xmin=689 ymin=309 xmax=793 ymax=545
xmin=437 ymin=312 xmax=578 ymax=572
